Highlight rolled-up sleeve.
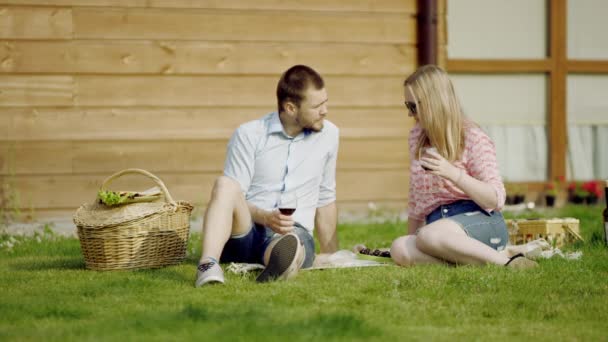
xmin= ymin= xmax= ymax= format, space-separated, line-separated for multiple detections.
xmin=467 ymin=131 xmax=506 ymax=211
xmin=407 ymin=128 xmax=425 ymax=221
xmin=317 ymin=128 xmax=339 ymax=207
xmin=223 ymin=127 xmax=257 ymax=193
xmin=408 ymin=180 xmax=424 ymax=221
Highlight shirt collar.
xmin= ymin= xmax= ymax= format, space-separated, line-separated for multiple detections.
xmin=267 ymin=112 xmax=284 ymax=135
xmin=267 ymin=112 xmax=315 ymax=139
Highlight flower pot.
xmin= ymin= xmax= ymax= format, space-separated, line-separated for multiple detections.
xmin=572 ymin=195 xmax=585 ymax=204
xmin=545 ymin=195 xmax=556 ymax=207
xmin=586 ymin=195 xmax=598 ymax=205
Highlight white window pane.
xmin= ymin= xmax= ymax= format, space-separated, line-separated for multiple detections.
xmin=451 ymin=74 xmax=547 ymax=125
xmin=482 ymin=125 xmax=547 ymax=182
xmin=567 ymin=75 xmax=608 ymax=179
xmin=568 ymin=125 xmax=595 ymax=180
xmin=568 ymin=0 xmax=608 ymax=59
xmin=568 ymin=75 xmax=608 ymax=124
xmin=450 ymin=74 xmax=548 ymax=181
xmin=447 ymin=0 xmax=547 ymax=59
xmin=595 ymin=126 xmax=608 ymax=179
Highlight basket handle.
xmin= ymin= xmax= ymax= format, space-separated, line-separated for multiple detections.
xmin=100 ymin=168 xmax=177 ymax=206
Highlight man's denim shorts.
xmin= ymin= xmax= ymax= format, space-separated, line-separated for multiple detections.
xmin=425 ymin=200 xmax=509 ymax=251
xmin=220 ymin=222 xmax=315 ymax=268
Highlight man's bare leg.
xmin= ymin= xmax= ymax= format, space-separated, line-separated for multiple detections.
xmin=199 ymin=176 xmax=252 ymax=263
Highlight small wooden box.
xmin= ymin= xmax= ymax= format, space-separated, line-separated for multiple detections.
xmin=505 ymin=218 xmax=582 ymax=247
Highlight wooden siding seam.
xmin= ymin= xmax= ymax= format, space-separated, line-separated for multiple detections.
xmin=0 ymin=4 xmax=416 ymax=15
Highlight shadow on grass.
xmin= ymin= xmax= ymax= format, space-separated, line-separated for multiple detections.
xmin=135 ymin=267 xmax=193 ymax=284
xmin=10 ymin=257 xmax=86 ymax=271
xmin=175 ymin=305 xmax=379 ymax=338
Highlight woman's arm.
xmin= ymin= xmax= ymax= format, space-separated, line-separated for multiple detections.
xmin=408 ymin=217 xmax=424 ymax=235
xmin=449 ymin=167 xmax=499 ymax=209
xmin=421 ymin=149 xmax=502 ymax=210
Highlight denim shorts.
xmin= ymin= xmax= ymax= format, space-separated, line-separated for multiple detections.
xmin=425 ymin=200 xmax=508 ymax=251
xmin=220 ymin=222 xmax=315 ymax=268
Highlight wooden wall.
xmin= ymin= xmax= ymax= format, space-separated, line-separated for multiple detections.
xmin=0 ymin=1 xmax=417 ymax=219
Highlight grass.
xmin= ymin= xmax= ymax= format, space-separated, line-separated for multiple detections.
xmin=1 ymin=205 xmax=607 ymax=341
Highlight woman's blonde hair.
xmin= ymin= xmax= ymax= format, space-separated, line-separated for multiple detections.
xmin=404 ymin=64 xmax=466 ymax=162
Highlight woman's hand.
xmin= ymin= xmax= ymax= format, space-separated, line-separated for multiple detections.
xmin=263 ymin=209 xmax=295 ymax=235
xmin=420 ymin=149 xmax=462 ymax=183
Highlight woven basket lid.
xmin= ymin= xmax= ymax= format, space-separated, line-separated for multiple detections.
xmin=74 ymin=200 xmax=178 ymax=228
xmin=73 ymin=169 xmax=181 ymax=228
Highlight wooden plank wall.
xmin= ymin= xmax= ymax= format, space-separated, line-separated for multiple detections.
xmin=0 ymin=1 xmax=417 ymax=219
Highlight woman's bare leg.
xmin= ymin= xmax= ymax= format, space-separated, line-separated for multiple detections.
xmin=390 ymin=235 xmax=445 ymax=266
xmin=415 ymin=219 xmax=510 ymax=265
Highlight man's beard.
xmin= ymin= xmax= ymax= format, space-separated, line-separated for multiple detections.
xmin=308 ymin=120 xmax=324 ymax=132
xmin=296 ymin=116 xmax=324 ymax=132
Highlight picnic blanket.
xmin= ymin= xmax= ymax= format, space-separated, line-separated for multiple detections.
xmin=224 ymin=239 xmax=582 ymax=275
xmin=226 ymin=250 xmax=390 ymax=275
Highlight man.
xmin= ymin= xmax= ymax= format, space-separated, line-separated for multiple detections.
xmin=195 ymin=65 xmax=340 ymax=286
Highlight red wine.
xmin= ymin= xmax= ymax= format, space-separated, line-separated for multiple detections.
xmin=279 ymin=208 xmax=296 ymax=216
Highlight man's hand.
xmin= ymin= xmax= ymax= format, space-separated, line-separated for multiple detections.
xmin=263 ymin=209 xmax=295 ymax=235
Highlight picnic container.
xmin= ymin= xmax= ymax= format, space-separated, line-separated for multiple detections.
xmin=73 ymin=169 xmax=193 ymax=271
xmin=506 ymin=218 xmax=582 ymax=247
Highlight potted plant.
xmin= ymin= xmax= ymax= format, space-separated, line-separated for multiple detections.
xmin=504 ymin=182 xmax=526 ymax=205
xmin=504 ymin=182 xmax=515 ymax=205
xmin=568 ymin=181 xmax=588 ymax=204
xmin=545 ymin=176 xmax=566 ymax=207
xmin=513 ymin=183 xmax=527 ymax=204
xmin=582 ymin=180 xmax=602 ymax=205
xmin=545 ymin=181 xmax=557 ymax=207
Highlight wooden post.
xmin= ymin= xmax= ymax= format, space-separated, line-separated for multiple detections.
xmin=549 ymin=0 xmax=567 ymax=180
xmin=418 ymin=0 xmax=438 ymax=66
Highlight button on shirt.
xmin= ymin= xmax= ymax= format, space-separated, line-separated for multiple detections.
xmin=224 ymin=112 xmax=339 ymax=234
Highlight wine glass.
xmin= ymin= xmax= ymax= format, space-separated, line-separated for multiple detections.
xmin=277 ymin=192 xmax=298 ymax=216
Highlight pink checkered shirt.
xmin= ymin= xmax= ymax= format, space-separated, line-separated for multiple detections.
xmin=407 ymin=123 xmax=506 ymax=221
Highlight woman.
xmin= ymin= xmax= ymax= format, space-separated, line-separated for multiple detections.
xmin=390 ymin=65 xmax=537 ymax=269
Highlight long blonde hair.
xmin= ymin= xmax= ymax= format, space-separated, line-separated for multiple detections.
xmin=404 ymin=65 xmax=466 ymax=162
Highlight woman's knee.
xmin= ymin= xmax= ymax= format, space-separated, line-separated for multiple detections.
xmin=415 ymin=226 xmax=442 ymax=253
xmin=391 ymin=236 xmax=415 ymax=266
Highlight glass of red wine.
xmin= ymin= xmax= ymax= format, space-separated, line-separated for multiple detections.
xmin=278 ymin=192 xmax=297 ymax=216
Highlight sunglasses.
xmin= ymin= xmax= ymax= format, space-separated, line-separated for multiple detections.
xmin=404 ymin=101 xmax=418 ymax=114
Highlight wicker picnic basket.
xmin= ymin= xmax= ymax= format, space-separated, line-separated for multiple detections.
xmin=506 ymin=218 xmax=582 ymax=247
xmin=73 ymin=169 xmax=193 ymax=271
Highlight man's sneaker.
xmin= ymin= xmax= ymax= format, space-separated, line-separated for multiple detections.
xmin=256 ymin=233 xmax=305 ymax=283
xmin=195 ymin=258 xmax=225 ymax=287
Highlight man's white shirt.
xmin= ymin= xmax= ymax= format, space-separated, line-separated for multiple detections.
xmin=223 ymin=112 xmax=339 ymax=234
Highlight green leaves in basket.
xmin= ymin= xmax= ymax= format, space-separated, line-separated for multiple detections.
xmin=97 ymin=190 xmax=128 ymax=206
xmin=97 ymin=187 xmax=162 ymax=206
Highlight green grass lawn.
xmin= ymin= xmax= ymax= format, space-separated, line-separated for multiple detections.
xmin=1 ymin=205 xmax=607 ymax=341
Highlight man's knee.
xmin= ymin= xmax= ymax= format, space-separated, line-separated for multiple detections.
xmin=211 ymin=176 xmax=241 ymax=198
xmin=391 ymin=236 xmax=414 ymax=266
